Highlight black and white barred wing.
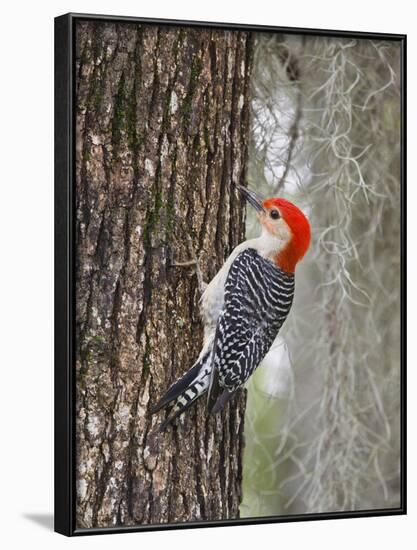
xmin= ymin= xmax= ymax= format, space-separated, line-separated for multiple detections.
xmin=208 ymin=248 xmax=294 ymax=413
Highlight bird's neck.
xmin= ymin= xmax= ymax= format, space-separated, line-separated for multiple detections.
xmin=250 ymin=229 xmax=298 ymax=273
xmin=254 ymin=230 xmax=295 ymax=274
xmin=275 ymin=246 xmax=297 ymax=274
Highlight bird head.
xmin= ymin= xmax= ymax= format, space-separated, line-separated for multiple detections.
xmin=238 ymin=186 xmax=311 ymax=273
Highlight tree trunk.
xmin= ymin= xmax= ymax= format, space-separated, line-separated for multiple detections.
xmin=74 ymin=20 xmax=253 ymax=529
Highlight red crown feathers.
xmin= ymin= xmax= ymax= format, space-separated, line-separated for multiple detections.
xmin=263 ymin=198 xmax=311 ymax=273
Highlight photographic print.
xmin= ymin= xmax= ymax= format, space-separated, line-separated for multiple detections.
xmin=54 ymin=14 xmax=405 ymax=535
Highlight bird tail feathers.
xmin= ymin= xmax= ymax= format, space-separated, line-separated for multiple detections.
xmin=150 ymin=339 xmax=214 ymax=431
xmin=158 ymin=378 xmax=208 ymax=432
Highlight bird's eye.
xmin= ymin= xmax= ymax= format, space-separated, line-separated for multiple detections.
xmin=270 ymin=209 xmax=280 ymax=220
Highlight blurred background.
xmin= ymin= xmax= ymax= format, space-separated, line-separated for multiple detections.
xmin=241 ymin=34 xmax=402 ymax=517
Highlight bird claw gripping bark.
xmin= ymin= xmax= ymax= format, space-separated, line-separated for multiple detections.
xmin=170 ymin=234 xmax=207 ymax=295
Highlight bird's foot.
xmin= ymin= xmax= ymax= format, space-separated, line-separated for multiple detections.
xmin=171 ymin=235 xmax=207 ymax=295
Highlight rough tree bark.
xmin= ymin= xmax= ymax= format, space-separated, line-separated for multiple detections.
xmin=74 ymin=21 xmax=253 ymax=528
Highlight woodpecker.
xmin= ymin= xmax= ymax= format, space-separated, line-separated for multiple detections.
xmin=151 ymin=186 xmax=311 ymax=431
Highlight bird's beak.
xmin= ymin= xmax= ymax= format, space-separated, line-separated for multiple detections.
xmin=237 ymin=185 xmax=266 ymax=213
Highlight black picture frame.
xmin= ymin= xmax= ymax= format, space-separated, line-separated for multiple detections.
xmin=54 ymin=12 xmax=407 ymax=537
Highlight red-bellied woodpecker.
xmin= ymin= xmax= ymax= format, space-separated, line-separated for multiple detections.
xmin=151 ymin=186 xmax=311 ymax=431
